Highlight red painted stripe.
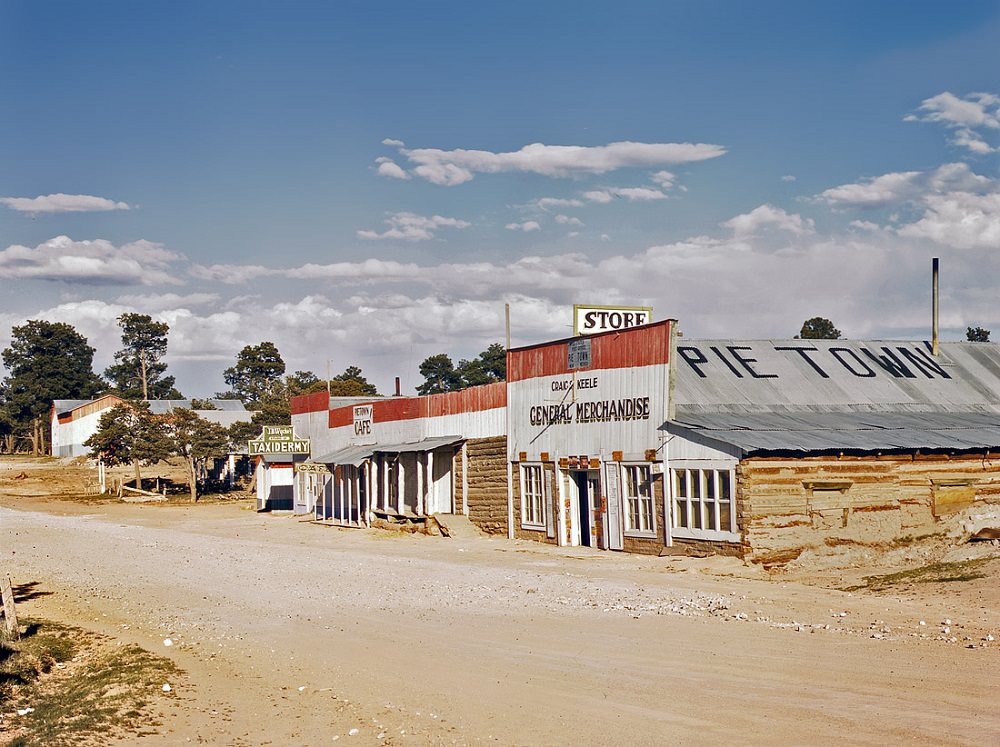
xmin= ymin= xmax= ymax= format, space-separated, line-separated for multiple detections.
xmin=327 ymin=382 xmax=506 ymax=428
xmin=508 ymin=320 xmax=671 ymax=381
xmin=290 ymin=391 xmax=329 ymax=415
xmin=426 ymin=382 xmax=506 ymax=417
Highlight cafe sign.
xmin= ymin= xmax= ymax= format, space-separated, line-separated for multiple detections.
xmin=249 ymin=425 xmax=311 ymax=456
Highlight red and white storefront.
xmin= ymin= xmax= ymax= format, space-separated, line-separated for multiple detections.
xmin=507 ymin=321 xmax=681 ymax=553
xmin=291 ymin=385 xmax=506 ymax=529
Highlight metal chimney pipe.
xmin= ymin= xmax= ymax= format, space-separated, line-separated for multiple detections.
xmin=394 ymin=376 xmax=401 ymax=397
xmin=932 ymin=257 xmax=940 ymax=356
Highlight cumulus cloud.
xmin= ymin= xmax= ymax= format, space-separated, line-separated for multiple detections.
xmin=188 ymin=263 xmax=272 ymax=285
xmin=905 ymin=91 xmax=999 ymax=153
xmin=897 ymin=192 xmax=1000 ymax=249
xmin=116 ymin=292 xmax=220 ymax=311
xmin=650 ymin=170 xmax=676 ymax=188
xmin=723 ymin=204 xmax=815 ymax=237
xmin=383 ymin=140 xmax=726 ymax=185
xmin=849 ymin=220 xmax=882 ymax=232
xmin=554 ymin=214 xmax=583 ymax=226
xmin=533 ymin=197 xmax=585 ymax=210
xmin=781 ymin=175 xmax=797 ymax=182
xmin=506 ymin=221 xmax=541 ymax=232
xmin=583 ymin=187 xmax=669 ymax=203
xmin=382 ymin=138 xmax=405 ymax=146
xmin=375 ymin=157 xmax=411 ymax=180
xmin=357 ymin=212 xmax=471 ymax=241
xmin=0 ymin=236 xmax=182 ymax=285
xmin=814 ymin=163 xmax=993 ymax=209
xmin=0 ymin=193 xmax=131 ymax=213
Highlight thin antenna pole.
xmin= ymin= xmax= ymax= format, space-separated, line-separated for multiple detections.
xmin=505 ymin=303 xmax=511 ymax=350
xmin=932 ymin=257 xmax=940 ymax=357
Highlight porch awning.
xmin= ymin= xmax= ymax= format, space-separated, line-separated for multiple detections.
xmin=373 ymin=435 xmax=463 ymax=454
xmin=310 ymin=444 xmax=375 ymax=467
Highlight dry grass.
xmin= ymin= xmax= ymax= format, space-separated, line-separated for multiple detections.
xmin=846 ymin=557 xmax=991 ymax=592
xmin=1 ymin=619 xmax=181 ymax=746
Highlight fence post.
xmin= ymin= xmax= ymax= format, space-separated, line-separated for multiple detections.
xmin=1 ymin=573 xmax=19 ymax=641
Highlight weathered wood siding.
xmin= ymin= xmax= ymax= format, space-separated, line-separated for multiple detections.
xmin=740 ymin=453 xmax=1000 ymax=565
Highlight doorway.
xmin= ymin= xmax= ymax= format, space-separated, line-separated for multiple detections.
xmin=574 ymin=470 xmax=603 ymax=549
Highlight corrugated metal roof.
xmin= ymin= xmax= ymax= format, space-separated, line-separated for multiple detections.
xmin=675 ymin=340 xmax=1000 ymax=413
xmin=53 ymin=399 xmax=99 ymax=415
xmin=146 ymin=399 xmax=248 ymax=414
xmin=664 ymin=411 xmax=1000 ymax=454
xmin=312 ymin=436 xmax=463 ymax=465
xmin=373 ymin=435 xmax=462 ymax=454
xmin=311 ymin=444 xmax=374 ymax=466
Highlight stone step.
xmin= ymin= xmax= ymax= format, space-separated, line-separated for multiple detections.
xmin=432 ymin=513 xmax=483 ymax=539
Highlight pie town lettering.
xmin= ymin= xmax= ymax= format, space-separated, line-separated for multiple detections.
xmin=353 ymin=405 xmax=373 ymax=436
xmin=529 ymin=397 xmax=651 ymax=427
xmin=676 ymin=344 xmax=952 ymax=381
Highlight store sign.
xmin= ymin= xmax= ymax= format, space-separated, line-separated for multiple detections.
xmin=249 ymin=425 xmax=311 ymax=456
xmin=353 ymin=405 xmax=373 ymax=436
xmin=567 ymin=338 xmax=591 ymax=369
xmin=296 ymin=462 xmax=331 ymax=474
xmin=573 ymin=304 xmax=653 ymax=336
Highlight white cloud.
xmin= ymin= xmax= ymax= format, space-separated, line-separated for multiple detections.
xmin=723 ymin=204 xmax=815 ymax=237
xmin=382 ymin=138 xmax=405 ymax=146
xmin=188 ymin=263 xmax=272 ymax=285
xmin=375 ymin=157 xmax=411 ymax=180
xmin=116 ymin=292 xmax=220 ymax=311
xmin=0 ymin=236 xmax=182 ymax=285
xmin=285 ymin=258 xmax=422 ymax=281
xmin=0 ymin=193 xmax=130 ymax=213
xmin=583 ymin=187 xmax=669 ymax=203
xmin=554 ymin=214 xmax=583 ymax=226
xmin=506 ymin=221 xmax=541 ymax=232
xmin=814 ymin=171 xmax=924 ymax=208
xmin=781 ymin=175 xmax=797 ymax=182
xmin=533 ymin=197 xmax=585 ymax=210
xmin=650 ymin=170 xmax=676 ymax=188
xmin=849 ymin=220 xmax=882 ymax=232
xmin=814 ymin=163 xmax=993 ymax=209
xmin=388 ymin=140 xmax=726 ymax=185
xmin=905 ymin=91 xmax=1000 ymax=153
xmin=907 ymin=91 xmax=1000 ymax=130
xmin=357 ymin=212 xmax=471 ymax=241
xmin=897 ymin=192 xmax=1000 ymax=249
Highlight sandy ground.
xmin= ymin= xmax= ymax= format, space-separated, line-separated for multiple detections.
xmin=1 ymin=457 xmax=999 ymax=746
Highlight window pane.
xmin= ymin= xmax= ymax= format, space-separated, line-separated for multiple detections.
xmin=719 ymin=470 xmax=731 ymax=502
xmin=720 ymin=502 xmax=732 ymax=533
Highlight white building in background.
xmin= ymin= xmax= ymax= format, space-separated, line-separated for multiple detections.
xmin=51 ymin=396 xmax=252 ymax=458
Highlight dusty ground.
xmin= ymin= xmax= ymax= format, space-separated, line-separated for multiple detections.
xmin=1 ymin=457 xmax=999 ymax=745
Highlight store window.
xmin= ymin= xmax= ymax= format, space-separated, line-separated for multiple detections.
xmin=623 ymin=464 xmax=655 ymax=535
xmin=521 ymin=464 xmax=545 ymax=529
xmin=671 ymin=467 xmax=737 ymax=541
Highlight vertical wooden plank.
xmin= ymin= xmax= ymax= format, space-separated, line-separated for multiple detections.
xmin=461 ymin=442 xmax=469 ymax=516
xmin=417 ymin=453 xmax=425 ymax=516
xmin=1 ymin=574 xmax=19 ymax=641
xmin=396 ymin=458 xmax=404 ymax=515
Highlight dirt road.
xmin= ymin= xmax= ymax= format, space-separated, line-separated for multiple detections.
xmin=2 ymin=487 xmax=999 ymax=745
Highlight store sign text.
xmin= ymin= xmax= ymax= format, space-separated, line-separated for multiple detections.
xmin=353 ymin=405 xmax=373 ymax=436
xmin=530 ymin=397 xmax=650 ymax=426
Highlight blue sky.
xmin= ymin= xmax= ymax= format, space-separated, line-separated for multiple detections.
xmin=2 ymin=1 xmax=1000 ymax=396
